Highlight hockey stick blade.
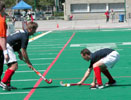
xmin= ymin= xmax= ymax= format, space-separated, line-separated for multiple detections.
xmin=21 ymin=60 xmax=52 ymax=84
xmin=36 ymin=71 xmax=52 ymax=84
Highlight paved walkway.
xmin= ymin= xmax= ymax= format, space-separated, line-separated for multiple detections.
xmin=9 ymin=19 xmax=131 ymax=31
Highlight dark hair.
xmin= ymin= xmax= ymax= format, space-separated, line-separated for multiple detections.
xmin=0 ymin=1 xmax=5 ymax=12
xmin=26 ymin=22 xmax=38 ymax=30
xmin=81 ymin=48 xmax=91 ymax=56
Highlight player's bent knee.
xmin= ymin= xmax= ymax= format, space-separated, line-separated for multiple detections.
xmin=7 ymin=62 xmax=18 ymax=70
xmin=93 ymin=62 xmax=105 ymax=68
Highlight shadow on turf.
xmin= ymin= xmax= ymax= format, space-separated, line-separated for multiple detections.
xmin=104 ymin=84 xmax=131 ymax=89
xmin=10 ymin=84 xmax=131 ymax=91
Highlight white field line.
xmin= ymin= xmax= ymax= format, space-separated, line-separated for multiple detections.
xmin=11 ymin=79 xmax=39 ymax=82
xmin=28 ymin=47 xmax=63 ymax=49
xmin=70 ymin=42 xmax=131 ymax=48
xmin=19 ymin=63 xmax=50 ymax=66
xmin=29 ymin=31 xmax=52 ymax=42
xmin=33 ymin=38 xmax=66 ymax=41
xmin=29 ymin=44 xmax=64 ymax=47
xmin=15 ymin=70 xmax=45 ymax=73
xmin=70 ymin=42 xmax=131 ymax=52
xmin=70 ymin=43 xmax=117 ymax=52
xmin=28 ymin=53 xmax=58 ymax=55
xmin=30 ymin=58 xmax=54 ymax=60
xmin=100 ymin=30 xmax=116 ymax=31
xmin=100 ymin=29 xmax=131 ymax=32
xmin=30 ymin=41 xmax=66 ymax=44
xmin=3 ymin=70 xmax=45 ymax=73
xmin=0 ymin=92 xmax=29 ymax=95
xmin=17 ymin=58 xmax=54 ymax=61
xmin=122 ymin=42 xmax=131 ymax=45
xmin=70 ymin=43 xmax=116 ymax=48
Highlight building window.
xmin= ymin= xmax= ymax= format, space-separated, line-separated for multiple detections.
xmin=109 ymin=3 xmax=125 ymax=11
xmin=90 ymin=3 xmax=106 ymax=12
xmin=71 ymin=4 xmax=88 ymax=13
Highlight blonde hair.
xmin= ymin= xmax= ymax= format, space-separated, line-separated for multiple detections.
xmin=26 ymin=22 xmax=38 ymax=30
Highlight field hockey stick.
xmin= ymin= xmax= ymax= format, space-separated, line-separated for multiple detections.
xmin=60 ymin=81 xmax=90 ymax=87
xmin=32 ymin=68 xmax=52 ymax=84
xmin=22 ymin=59 xmax=52 ymax=84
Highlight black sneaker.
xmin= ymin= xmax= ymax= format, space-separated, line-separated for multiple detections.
xmin=0 ymin=82 xmax=11 ymax=91
xmin=9 ymin=86 xmax=17 ymax=90
xmin=105 ymin=80 xmax=116 ymax=86
xmin=90 ymin=85 xmax=97 ymax=90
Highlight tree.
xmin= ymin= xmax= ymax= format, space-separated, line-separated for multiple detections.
xmin=38 ymin=0 xmax=55 ymax=11
xmin=5 ymin=0 xmax=16 ymax=8
xmin=4 ymin=0 xmax=64 ymax=12
xmin=38 ymin=0 xmax=54 ymax=6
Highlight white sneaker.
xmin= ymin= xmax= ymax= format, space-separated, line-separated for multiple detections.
xmin=90 ymin=85 xmax=104 ymax=90
xmin=0 ymin=82 xmax=11 ymax=91
xmin=98 ymin=85 xmax=104 ymax=89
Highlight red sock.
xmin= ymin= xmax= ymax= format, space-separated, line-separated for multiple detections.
xmin=102 ymin=69 xmax=114 ymax=81
xmin=94 ymin=67 xmax=102 ymax=85
xmin=2 ymin=69 xmax=15 ymax=84
xmin=6 ymin=77 xmax=11 ymax=86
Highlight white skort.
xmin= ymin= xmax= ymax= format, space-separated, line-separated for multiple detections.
xmin=4 ymin=43 xmax=17 ymax=64
xmin=99 ymin=51 xmax=120 ymax=68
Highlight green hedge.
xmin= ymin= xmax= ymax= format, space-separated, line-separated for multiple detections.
xmin=53 ymin=12 xmax=64 ymax=16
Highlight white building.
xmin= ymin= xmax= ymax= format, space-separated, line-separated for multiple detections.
xmin=64 ymin=0 xmax=131 ymax=20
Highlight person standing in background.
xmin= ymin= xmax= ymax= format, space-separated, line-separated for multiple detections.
xmin=111 ymin=9 xmax=115 ymax=22
xmin=105 ymin=10 xmax=110 ymax=22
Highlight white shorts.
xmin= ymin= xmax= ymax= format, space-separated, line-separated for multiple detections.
xmin=99 ymin=51 xmax=120 ymax=68
xmin=4 ymin=43 xmax=17 ymax=64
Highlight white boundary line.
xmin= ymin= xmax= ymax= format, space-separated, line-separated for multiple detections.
xmin=19 ymin=63 xmax=50 ymax=66
xmin=29 ymin=31 xmax=52 ymax=42
xmin=0 ymin=92 xmax=29 ymax=95
xmin=3 ymin=70 xmax=45 ymax=73
xmin=17 ymin=58 xmax=54 ymax=61
xmin=15 ymin=70 xmax=45 ymax=73
xmin=10 ymin=78 xmax=51 ymax=82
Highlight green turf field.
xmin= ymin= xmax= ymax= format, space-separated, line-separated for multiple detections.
xmin=0 ymin=29 xmax=131 ymax=100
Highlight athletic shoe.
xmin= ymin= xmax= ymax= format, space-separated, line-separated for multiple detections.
xmin=90 ymin=85 xmax=104 ymax=90
xmin=90 ymin=85 xmax=97 ymax=90
xmin=9 ymin=86 xmax=17 ymax=90
xmin=105 ymin=80 xmax=116 ymax=86
xmin=0 ymin=82 xmax=11 ymax=91
xmin=97 ymin=85 xmax=104 ymax=89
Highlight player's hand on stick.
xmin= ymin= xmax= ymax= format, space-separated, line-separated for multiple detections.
xmin=77 ymin=81 xmax=83 ymax=85
xmin=28 ymin=64 xmax=35 ymax=70
xmin=60 ymin=81 xmax=90 ymax=87
xmin=18 ymin=54 xmax=23 ymax=60
xmin=91 ymin=82 xmax=96 ymax=86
